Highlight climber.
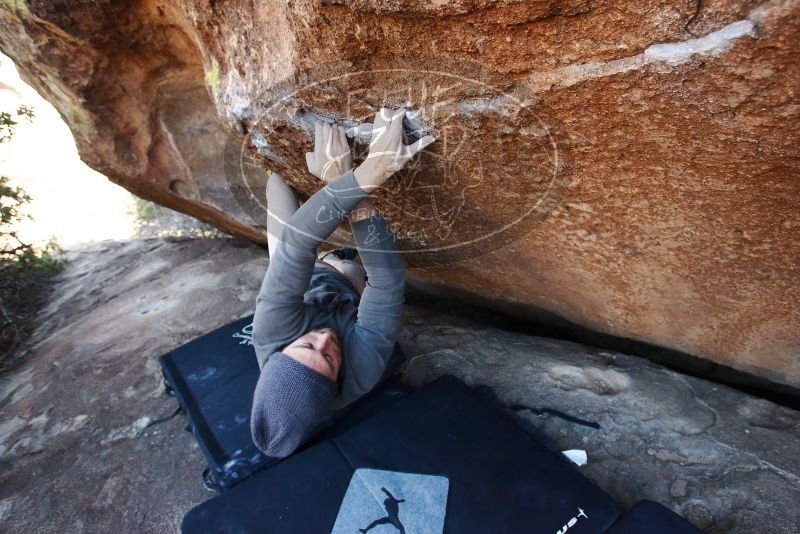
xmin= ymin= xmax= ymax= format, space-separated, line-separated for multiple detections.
xmin=249 ymin=107 xmax=436 ymax=458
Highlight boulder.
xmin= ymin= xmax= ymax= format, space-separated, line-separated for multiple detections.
xmin=0 ymin=0 xmax=797 ymax=387
xmin=399 ymin=306 xmax=800 ymax=534
xmin=0 ymin=237 xmax=796 ymax=533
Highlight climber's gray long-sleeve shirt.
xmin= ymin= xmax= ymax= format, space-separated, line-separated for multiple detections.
xmin=251 ymin=169 xmax=405 ymax=410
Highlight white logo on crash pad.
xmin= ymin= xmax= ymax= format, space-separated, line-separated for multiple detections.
xmin=231 ymin=322 xmax=253 ymax=345
xmin=332 ymin=469 xmax=449 ymax=534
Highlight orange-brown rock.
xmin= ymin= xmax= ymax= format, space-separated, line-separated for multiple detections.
xmin=0 ymin=1 xmax=797 ymax=388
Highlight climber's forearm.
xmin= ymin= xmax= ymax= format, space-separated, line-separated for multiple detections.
xmin=350 ymin=207 xmax=405 ymax=322
xmin=349 ymin=199 xmax=404 ymax=295
xmin=345 ymin=211 xmax=405 ymax=399
xmin=348 ymin=197 xmax=379 ymax=223
xmin=283 ymin=169 xmax=367 ymax=251
xmin=253 ymin=169 xmax=368 ymax=339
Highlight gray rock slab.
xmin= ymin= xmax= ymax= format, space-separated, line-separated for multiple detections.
xmin=0 ymin=237 xmax=264 ymax=533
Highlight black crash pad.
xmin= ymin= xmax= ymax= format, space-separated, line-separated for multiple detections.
xmin=159 ymin=314 xmax=408 ymax=490
xmin=181 ymin=375 xmax=623 ymax=533
xmin=607 ymin=500 xmax=703 ymax=533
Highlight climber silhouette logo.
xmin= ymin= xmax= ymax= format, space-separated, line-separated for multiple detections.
xmin=359 ymin=487 xmax=405 ymax=533
xmin=331 ymin=469 xmax=449 ymax=534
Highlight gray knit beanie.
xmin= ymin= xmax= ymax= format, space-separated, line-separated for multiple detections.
xmin=250 ymin=351 xmax=337 ymax=458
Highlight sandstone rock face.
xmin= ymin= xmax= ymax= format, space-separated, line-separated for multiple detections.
xmin=0 ymin=238 xmax=796 ymax=533
xmin=0 ymin=1 xmax=798 ymax=387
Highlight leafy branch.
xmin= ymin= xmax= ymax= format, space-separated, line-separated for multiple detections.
xmin=0 ymin=104 xmax=67 ymax=367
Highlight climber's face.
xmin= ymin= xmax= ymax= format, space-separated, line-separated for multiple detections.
xmin=282 ymin=327 xmax=341 ymax=382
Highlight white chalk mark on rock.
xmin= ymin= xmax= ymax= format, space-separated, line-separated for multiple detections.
xmin=645 ymin=20 xmax=756 ymax=64
xmin=527 ymin=17 xmax=760 ymax=92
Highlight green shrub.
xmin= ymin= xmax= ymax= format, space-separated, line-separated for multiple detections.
xmin=0 ymin=105 xmax=68 ymax=366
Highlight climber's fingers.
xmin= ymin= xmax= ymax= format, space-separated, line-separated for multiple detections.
xmin=328 ymin=124 xmax=337 ymax=156
xmin=337 ymin=124 xmax=348 ymax=153
xmin=402 ymin=134 xmax=437 ymax=161
xmin=388 ymin=107 xmax=405 ymax=142
xmin=370 ymin=108 xmax=391 ymax=147
xmin=332 ymin=124 xmax=343 ymax=154
xmin=323 ymin=122 xmax=333 ymax=157
xmin=313 ymin=120 xmax=322 ymax=155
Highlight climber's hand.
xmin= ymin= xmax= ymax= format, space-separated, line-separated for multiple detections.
xmin=354 ymin=107 xmax=436 ymax=193
xmin=305 ymin=120 xmax=353 ymax=183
